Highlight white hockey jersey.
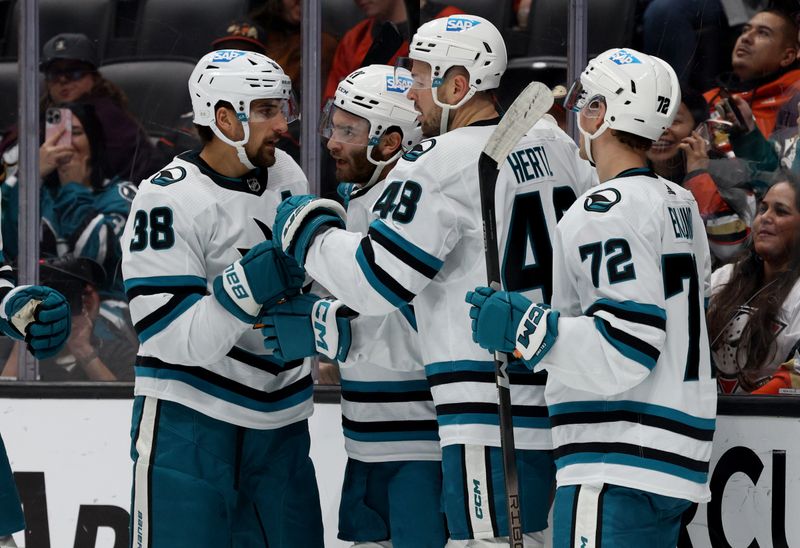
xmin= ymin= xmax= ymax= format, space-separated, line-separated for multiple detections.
xmin=710 ymin=264 xmax=800 ymax=393
xmin=121 ymin=149 xmax=313 ymax=430
xmin=336 ymin=182 xmax=440 ymax=463
xmin=537 ymin=169 xmax=717 ymax=503
xmin=306 ymin=117 xmax=596 ymax=449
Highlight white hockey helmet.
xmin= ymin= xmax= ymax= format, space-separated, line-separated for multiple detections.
xmin=189 ymin=49 xmax=297 ymax=169
xmin=321 ymin=65 xmax=422 ymax=186
xmin=403 ymin=14 xmax=507 ymax=134
xmin=564 ymin=48 xmax=680 ymax=163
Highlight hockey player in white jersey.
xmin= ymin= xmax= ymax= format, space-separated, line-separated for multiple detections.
xmin=467 ymin=49 xmax=717 ymax=547
xmin=260 ymin=64 xmax=447 ymax=547
xmin=121 ymin=50 xmax=323 ymax=547
xmin=269 ymin=15 xmax=596 ymax=547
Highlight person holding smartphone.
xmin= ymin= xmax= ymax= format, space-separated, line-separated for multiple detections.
xmin=703 ymin=9 xmax=800 ymax=138
xmin=1 ymin=102 xmax=137 ymax=297
xmin=0 ymin=33 xmax=163 ymax=187
xmin=648 ymin=89 xmax=757 ymax=264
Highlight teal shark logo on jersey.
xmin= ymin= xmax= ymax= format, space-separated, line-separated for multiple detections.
xmin=583 ymin=188 xmax=621 ymax=213
xmin=580 ymin=536 xmax=589 ymax=548
xmin=402 ymin=139 xmax=436 ymax=162
xmin=151 ymin=166 xmax=187 ymax=187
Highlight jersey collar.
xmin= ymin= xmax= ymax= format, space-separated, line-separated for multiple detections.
xmin=468 ymin=116 xmax=502 ymax=128
xmin=615 ymin=166 xmax=657 ymax=179
xmin=179 ymin=150 xmax=270 ymax=196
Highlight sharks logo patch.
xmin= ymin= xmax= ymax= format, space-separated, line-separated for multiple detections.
xmin=584 ymin=188 xmax=621 ymax=213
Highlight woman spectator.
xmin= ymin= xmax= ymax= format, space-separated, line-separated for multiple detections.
xmin=1 ymin=102 xmax=136 ymax=296
xmin=1 ymin=33 xmax=162 ymax=185
xmin=648 ymin=89 xmax=756 ymax=264
xmin=707 ymin=172 xmax=800 ymax=394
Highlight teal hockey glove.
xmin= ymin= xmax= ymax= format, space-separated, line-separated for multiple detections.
xmin=0 ymin=285 xmax=71 ymax=359
xmin=273 ymin=195 xmax=346 ymax=265
xmin=466 ymin=286 xmax=559 ymax=368
xmin=213 ymin=240 xmax=305 ymax=324
xmin=261 ymin=296 xmax=354 ymax=362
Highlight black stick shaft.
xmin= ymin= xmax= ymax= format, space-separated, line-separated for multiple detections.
xmin=478 ymin=150 xmax=524 ymax=548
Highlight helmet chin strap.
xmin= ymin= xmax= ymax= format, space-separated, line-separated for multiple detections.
xmin=578 ymin=120 xmax=609 ymax=166
xmin=432 ymin=85 xmax=477 ymax=135
xmin=363 ymin=142 xmax=403 ymax=188
xmin=210 ymin=121 xmax=256 ymax=171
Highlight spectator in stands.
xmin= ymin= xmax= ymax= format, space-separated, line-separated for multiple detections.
xmin=38 ymin=33 xmax=163 ymax=182
xmin=1 ymin=102 xmax=137 ymax=296
xmin=707 ymin=172 xmax=800 ymax=394
xmin=0 ymin=256 xmax=137 ymax=381
xmin=420 ymin=0 xmax=464 ymax=25
xmin=704 ymin=9 xmax=800 ymax=138
xmin=323 ymin=0 xmax=409 ymax=101
xmin=249 ymin=2 xmax=338 ymax=99
xmin=648 ymin=89 xmax=755 ymax=263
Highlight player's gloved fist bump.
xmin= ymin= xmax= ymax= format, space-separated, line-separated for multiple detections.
xmin=261 ymin=295 xmax=354 ymax=363
xmin=213 ymin=239 xmax=305 ymax=324
xmin=466 ymin=286 xmax=532 ymax=353
xmin=0 ymin=285 xmax=71 ymax=359
xmin=273 ymin=195 xmax=346 ymax=265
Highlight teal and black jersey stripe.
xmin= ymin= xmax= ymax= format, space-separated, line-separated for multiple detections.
xmin=584 ymin=299 xmax=666 ymax=330
xmin=227 ymin=346 xmax=304 ymax=376
xmin=356 ymin=236 xmax=416 ymax=307
xmin=125 ymin=276 xmax=207 ymax=343
xmin=586 ymin=299 xmax=666 ymax=370
xmin=367 ymin=221 xmax=443 ymax=280
xmin=435 ymin=401 xmax=550 ymax=429
xmin=548 ymin=400 xmax=715 ymax=442
xmin=341 ymin=415 xmax=440 ymax=443
xmin=553 ymin=441 xmax=710 ymax=484
xmin=135 ymin=356 xmax=313 ymax=413
xmin=341 ymin=379 xmax=433 ymax=403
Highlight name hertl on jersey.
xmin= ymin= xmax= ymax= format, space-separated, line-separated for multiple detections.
xmin=538 ymin=172 xmax=716 ymax=503
xmin=121 ymin=149 xmax=313 ymax=430
xmin=305 ymin=117 xmax=596 ymax=449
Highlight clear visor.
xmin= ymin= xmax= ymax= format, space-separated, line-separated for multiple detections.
xmin=395 ymin=57 xmax=439 ymax=90
xmin=319 ymin=99 xmax=372 ymax=146
xmin=248 ymin=91 xmax=300 ymax=124
xmin=563 ymin=80 xmax=605 ymax=118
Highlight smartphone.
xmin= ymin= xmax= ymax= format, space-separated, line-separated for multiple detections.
xmin=45 ymin=107 xmax=72 ymax=147
xmin=718 ymin=88 xmax=747 ymax=129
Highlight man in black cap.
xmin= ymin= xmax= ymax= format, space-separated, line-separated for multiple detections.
xmin=40 ymin=33 xmax=99 ymax=104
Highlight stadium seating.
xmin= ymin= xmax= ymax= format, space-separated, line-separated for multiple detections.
xmin=321 ymin=0 xmax=367 ymax=39
xmin=4 ymin=0 xmax=114 ymax=61
xmin=446 ymin=0 xmax=513 ymax=33
xmin=99 ymin=59 xmax=194 ymax=139
xmin=521 ymin=0 xmax=637 ymax=67
xmin=0 ymin=62 xmax=17 ymax=130
xmin=135 ymin=0 xmax=248 ymax=59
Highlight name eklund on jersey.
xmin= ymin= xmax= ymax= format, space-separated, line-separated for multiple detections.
xmin=506 ymin=145 xmax=553 ymax=184
xmin=668 ymin=206 xmax=694 ymax=240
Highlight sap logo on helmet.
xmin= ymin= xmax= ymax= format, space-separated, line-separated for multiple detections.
xmin=386 ymin=75 xmax=412 ymax=93
xmin=608 ymin=49 xmax=641 ymax=66
xmin=212 ymin=50 xmax=246 ymax=62
xmin=446 ymin=17 xmax=481 ymax=31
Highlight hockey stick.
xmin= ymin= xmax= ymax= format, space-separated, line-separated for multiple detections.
xmin=478 ymin=81 xmax=553 ymax=548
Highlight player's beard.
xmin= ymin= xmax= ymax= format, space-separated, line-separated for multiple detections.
xmin=247 ymin=139 xmax=278 ymax=169
xmin=334 ymin=148 xmax=375 ymax=184
xmin=420 ymin=104 xmax=444 ymax=137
